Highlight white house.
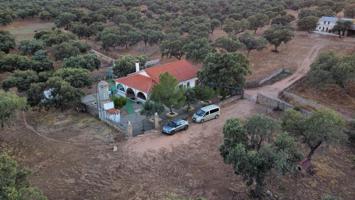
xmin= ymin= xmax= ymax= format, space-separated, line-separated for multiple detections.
xmin=316 ymin=16 xmax=338 ymax=33
xmin=315 ymin=16 xmax=355 ymax=35
xmin=115 ymin=59 xmax=201 ymax=102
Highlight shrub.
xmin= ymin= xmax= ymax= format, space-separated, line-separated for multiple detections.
xmin=112 ymin=96 xmax=127 ymax=109
xmin=140 ymin=100 xmax=165 ymax=118
xmin=194 ymin=86 xmax=216 ymax=102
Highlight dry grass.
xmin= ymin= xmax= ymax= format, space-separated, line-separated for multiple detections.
xmin=0 ymin=19 xmax=54 ymax=42
xmin=291 ymin=82 xmax=355 ymax=118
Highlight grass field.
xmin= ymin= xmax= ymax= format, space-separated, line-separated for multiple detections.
xmin=0 ymin=19 xmax=54 ymax=42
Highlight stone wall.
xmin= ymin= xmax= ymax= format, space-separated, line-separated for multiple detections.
xmin=246 ymin=68 xmax=289 ymax=89
xmin=258 ymin=68 xmax=285 ymax=86
xmin=280 ymin=92 xmax=323 ymax=111
xmin=256 ymin=93 xmax=294 ymax=111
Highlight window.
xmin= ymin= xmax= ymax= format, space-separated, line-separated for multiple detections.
xmin=210 ymin=108 xmax=219 ymax=114
xmin=187 ymin=81 xmax=190 ymax=87
xmin=196 ymin=109 xmax=205 ymax=116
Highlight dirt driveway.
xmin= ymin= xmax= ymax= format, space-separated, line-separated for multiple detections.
xmin=124 ymin=100 xmax=265 ymax=154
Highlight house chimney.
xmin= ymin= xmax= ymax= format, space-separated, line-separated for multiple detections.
xmin=135 ymin=62 xmax=140 ymax=72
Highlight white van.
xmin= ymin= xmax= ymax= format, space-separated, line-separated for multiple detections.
xmin=192 ymin=104 xmax=221 ymax=123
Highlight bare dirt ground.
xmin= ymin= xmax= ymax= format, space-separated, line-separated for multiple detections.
xmin=290 ymin=82 xmax=355 ymax=118
xmin=0 ymin=19 xmax=54 ymax=42
xmin=1 ymin=100 xmax=354 ymax=200
xmin=0 ymin=100 xmax=264 ymax=200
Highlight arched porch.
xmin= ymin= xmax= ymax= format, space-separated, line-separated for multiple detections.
xmin=137 ymin=92 xmax=147 ymax=101
xmin=126 ymin=88 xmax=135 ymax=100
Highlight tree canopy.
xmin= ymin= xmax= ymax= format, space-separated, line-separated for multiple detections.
xmin=198 ymin=52 xmax=250 ymax=98
xmin=282 ymin=109 xmax=345 ymax=160
xmin=140 ymin=100 xmax=165 ymax=118
xmin=0 ymin=31 xmax=16 ymax=53
xmin=220 ymin=116 xmax=302 ymax=198
xmin=307 ymin=52 xmax=355 ymax=89
xmin=0 ymin=90 xmax=27 ymax=128
xmin=0 ymin=54 xmax=33 ymax=72
xmin=239 ymin=32 xmax=267 ymax=56
xmin=297 ymin=16 xmax=319 ymax=32
xmin=62 ymin=54 xmax=100 ymax=71
xmin=52 ymin=41 xmax=81 ymax=60
xmin=263 ymin=25 xmax=294 ymax=52
xmin=247 ymin=13 xmax=269 ymax=33
xmin=113 ymin=55 xmax=147 ymax=77
xmin=0 ymin=154 xmax=48 ymax=200
xmin=182 ymin=38 xmax=213 ymax=63
xmin=150 ymin=73 xmax=186 ymax=114
xmin=44 ymin=77 xmax=83 ymax=110
xmin=18 ymin=40 xmax=45 ymax=55
xmin=214 ymin=36 xmax=243 ymax=52
xmin=54 ymin=68 xmax=92 ymax=88
xmin=2 ymin=70 xmax=39 ymax=92
xmin=160 ymin=33 xmax=185 ymax=60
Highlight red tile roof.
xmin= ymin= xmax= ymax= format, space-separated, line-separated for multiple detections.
xmin=115 ymin=59 xmax=200 ymax=94
xmin=116 ymin=74 xmax=155 ymax=93
xmin=107 ymin=108 xmax=120 ymax=114
xmin=145 ymin=59 xmax=200 ymax=82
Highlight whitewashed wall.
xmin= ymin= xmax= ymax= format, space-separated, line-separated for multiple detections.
xmin=179 ymin=78 xmax=198 ymax=88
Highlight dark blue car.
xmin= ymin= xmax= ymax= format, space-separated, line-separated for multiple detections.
xmin=162 ymin=119 xmax=189 ymax=135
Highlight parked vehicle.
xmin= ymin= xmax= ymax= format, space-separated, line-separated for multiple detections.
xmin=162 ymin=119 xmax=189 ymax=135
xmin=192 ymin=104 xmax=220 ymax=123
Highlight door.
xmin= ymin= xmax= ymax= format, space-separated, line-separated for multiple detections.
xmin=176 ymin=121 xmax=184 ymax=131
xmin=204 ymin=111 xmax=212 ymax=121
xmin=209 ymin=108 xmax=220 ymax=120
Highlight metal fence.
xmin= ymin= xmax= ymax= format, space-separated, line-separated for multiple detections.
xmin=119 ymin=113 xmax=154 ymax=136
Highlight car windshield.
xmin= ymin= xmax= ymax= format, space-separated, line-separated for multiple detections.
xmin=196 ymin=109 xmax=205 ymax=116
xmin=167 ymin=121 xmax=177 ymax=127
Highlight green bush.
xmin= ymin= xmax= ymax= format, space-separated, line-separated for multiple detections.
xmin=140 ymin=100 xmax=165 ymax=118
xmin=112 ymin=96 xmax=127 ymax=109
xmin=194 ymin=86 xmax=216 ymax=102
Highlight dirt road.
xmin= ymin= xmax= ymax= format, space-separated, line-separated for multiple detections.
xmin=245 ymin=43 xmax=325 ymax=100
